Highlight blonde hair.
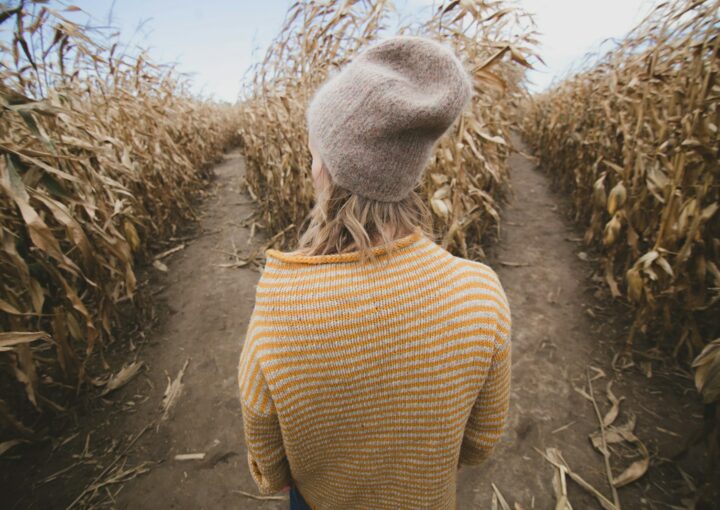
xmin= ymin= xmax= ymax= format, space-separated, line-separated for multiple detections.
xmin=295 ymin=167 xmax=434 ymax=263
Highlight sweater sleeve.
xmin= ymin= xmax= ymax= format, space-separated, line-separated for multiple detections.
xmin=459 ymin=271 xmax=512 ymax=466
xmin=238 ymin=313 xmax=291 ymax=494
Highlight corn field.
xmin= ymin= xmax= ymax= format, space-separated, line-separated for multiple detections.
xmin=1 ymin=1 xmax=719 ymax=505
xmin=523 ymin=0 xmax=720 ymax=358
xmin=0 ymin=5 xmax=240 ymax=440
xmin=238 ymin=0 xmax=537 ymax=260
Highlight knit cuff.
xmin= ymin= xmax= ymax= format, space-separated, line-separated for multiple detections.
xmin=247 ymin=451 xmax=292 ymax=495
xmin=458 ymin=442 xmax=494 ymax=467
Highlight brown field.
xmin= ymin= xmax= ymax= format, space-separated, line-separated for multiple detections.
xmin=1 ymin=1 xmax=717 ymax=508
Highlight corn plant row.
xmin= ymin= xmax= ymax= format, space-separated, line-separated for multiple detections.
xmin=523 ymin=0 xmax=719 ymax=358
xmin=0 ymin=4 xmax=241 ymax=440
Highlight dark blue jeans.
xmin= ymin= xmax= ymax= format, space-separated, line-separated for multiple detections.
xmin=289 ymin=485 xmax=312 ymax=510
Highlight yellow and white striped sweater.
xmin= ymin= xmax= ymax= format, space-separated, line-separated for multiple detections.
xmin=238 ymin=226 xmax=512 ymax=509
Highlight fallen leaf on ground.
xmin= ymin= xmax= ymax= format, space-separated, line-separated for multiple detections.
xmin=612 ymin=455 xmax=649 ymax=488
xmin=100 ymin=361 xmax=145 ymax=396
xmin=602 ymin=381 xmax=624 ymax=427
xmin=0 ymin=439 xmax=25 ymax=456
xmin=549 ymin=448 xmax=572 ymax=510
xmin=154 ymin=244 xmax=185 ymax=261
xmin=232 ymin=489 xmax=286 ymax=501
xmin=491 ymin=483 xmax=511 ymax=510
xmin=588 ymin=415 xmax=650 ymax=488
xmin=538 ymin=447 xmax=618 ymax=510
xmin=589 ymin=366 xmax=606 ymax=382
xmin=161 ymin=359 xmax=189 ymax=422
xmin=175 ymin=453 xmax=206 ymax=461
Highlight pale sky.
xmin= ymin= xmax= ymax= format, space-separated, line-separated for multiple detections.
xmin=65 ymin=0 xmax=657 ymax=102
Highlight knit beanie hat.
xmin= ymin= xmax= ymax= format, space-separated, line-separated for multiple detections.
xmin=306 ymin=35 xmax=473 ymax=202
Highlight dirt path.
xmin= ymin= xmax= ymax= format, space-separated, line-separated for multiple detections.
xmin=459 ymin=146 xmax=703 ymax=508
xmin=4 ymin=147 xmax=703 ymax=509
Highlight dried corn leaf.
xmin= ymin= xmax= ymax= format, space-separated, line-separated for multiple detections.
xmin=0 ymin=439 xmax=25 ymax=456
xmin=0 ymin=331 xmax=51 ymax=351
xmin=100 ymin=361 xmax=145 ymax=397
xmin=692 ymin=338 xmax=720 ymax=403
xmin=161 ymin=359 xmax=189 ymax=422
xmin=602 ymin=382 xmax=623 ymax=428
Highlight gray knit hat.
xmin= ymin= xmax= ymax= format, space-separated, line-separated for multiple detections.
xmin=306 ymin=35 xmax=473 ymax=202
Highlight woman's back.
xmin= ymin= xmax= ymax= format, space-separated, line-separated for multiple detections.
xmin=238 ymin=227 xmax=511 ymax=509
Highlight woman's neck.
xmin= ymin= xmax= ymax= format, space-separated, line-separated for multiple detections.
xmin=339 ymin=225 xmax=414 ymax=253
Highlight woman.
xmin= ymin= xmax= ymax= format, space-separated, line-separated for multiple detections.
xmin=238 ymin=35 xmax=512 ymax=510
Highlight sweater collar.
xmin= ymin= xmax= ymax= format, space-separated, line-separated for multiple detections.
xmin=265 ymin=226 xmax=425 ymax=265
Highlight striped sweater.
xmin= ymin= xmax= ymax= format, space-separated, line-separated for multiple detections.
xmin=237 ymin=226 xmax=512 ymax=509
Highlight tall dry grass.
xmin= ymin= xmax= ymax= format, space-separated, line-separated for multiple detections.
xmin=238 ymin=0 xmax=538 ymax=259
xmin=0 ymin=4 xmax=240 ymax=439
xmin=523 ymin=0 xmax=719 ymax=358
